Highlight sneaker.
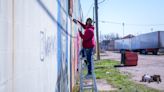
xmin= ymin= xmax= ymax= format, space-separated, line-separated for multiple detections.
xmin=84 ymin=60 xmax=88 ymax=65
xmin=85 ymin=74 xmax=92 ymax=79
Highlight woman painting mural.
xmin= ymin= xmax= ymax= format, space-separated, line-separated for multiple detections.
xmin=73 ymin=18 xmax=95 ymax=78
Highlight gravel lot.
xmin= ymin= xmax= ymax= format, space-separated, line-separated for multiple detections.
xmin=101 ymin=51 xmax=164 ymax=91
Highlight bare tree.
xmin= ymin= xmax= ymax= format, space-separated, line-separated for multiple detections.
xmin=104 ymin=34 xmax=111 ymax=40
xmin=115 ymin=33 xmax=120 ymax=39
xmin=103 ymin=33 xmax=120 ymax=41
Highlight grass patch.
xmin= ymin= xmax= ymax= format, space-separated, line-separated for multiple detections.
xmin=95 ymin=59 xmax=160 ymax=92
xmin=73 ymin=84 xmax=79 ymax=92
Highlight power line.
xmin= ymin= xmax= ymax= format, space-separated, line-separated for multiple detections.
xmin=99 ymin=20 xmax=121 ymax=24
xmin=85 ymin=0 xmax=106 ymax=18
xmin=127 ymin=23 xmax=164 ymax=27
xmin=98 ymin=0 xmax=106 ymax=5
xmin=85 ymin=4 xmax=94 ymax=18
xmin=99 ymin=20 xmax=164 ymax=27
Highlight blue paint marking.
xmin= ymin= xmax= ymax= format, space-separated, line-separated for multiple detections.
xmin=57 ymin=0 xmax=61 ymax=74
xmin=66 ymin=1 xmax=69 ymax=90
xmin=66 ymin=0 xmax=68 ymax=64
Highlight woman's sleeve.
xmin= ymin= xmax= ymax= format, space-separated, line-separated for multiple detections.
xmin=77 ymin=20 xmax=86 ymax=29
xmin=80 ymin=30 xmax=93 ymax=41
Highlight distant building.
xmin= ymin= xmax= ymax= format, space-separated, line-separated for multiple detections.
xmin=100 ymin=40 xmax=115 ymax=51
xmin=100 ymin=40 xmax=110 ymax=50
xmin=122 ymin=34 xmax=135 ymax=39
xmin=108 ymin=40 xmax=115 ymax=50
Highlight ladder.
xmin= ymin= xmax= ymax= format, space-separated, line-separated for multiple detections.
xmin=78 ymin=52 xmax=98 ymax=92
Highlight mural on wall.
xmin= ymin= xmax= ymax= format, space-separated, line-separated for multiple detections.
xmin=0 ymin=0 xmax=83 ymax=92
xmin=56 ymin=0 xmax=69 ymax=91
xmin=38 ymin=0 xmax=83 ymax=91
xmin=70 ymin=0 xmax=83 ymax=88
xmin=56 ymin=0 xmax=83 ymax=91
xmin=36 ymin=0 xmax=68 ymax=91
xmin=40 ymin=29 xmax=55 ymax=62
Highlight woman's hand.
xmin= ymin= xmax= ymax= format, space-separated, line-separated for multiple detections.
xmin=73 ymin=19 xmax=77 ymax=24
xmin=78 ymin=29 xmax=82 ymax=32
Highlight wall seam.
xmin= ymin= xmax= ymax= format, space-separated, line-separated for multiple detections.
xmin=12 ymin=0 xmax=15 ymax=92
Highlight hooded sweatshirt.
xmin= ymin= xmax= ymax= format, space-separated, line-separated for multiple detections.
xmin=78 ymin=21 xmax=95 ymax=48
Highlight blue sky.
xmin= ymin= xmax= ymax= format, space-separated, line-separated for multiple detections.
xmin=80 ymin=0 xmax=164 ymax=37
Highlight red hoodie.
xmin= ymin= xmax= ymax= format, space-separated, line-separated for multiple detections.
xmin=78 ymin=21 xmax=95 ymax=48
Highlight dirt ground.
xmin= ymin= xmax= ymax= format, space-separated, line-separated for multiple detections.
xmin=100 ymin=51 xmax=164 ymax=91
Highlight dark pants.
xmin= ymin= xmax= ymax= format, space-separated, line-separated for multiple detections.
xmin=84 ymin=48 xmax=93 ymax=75
xmin=80 ymin=48 xmax=85 ymax=58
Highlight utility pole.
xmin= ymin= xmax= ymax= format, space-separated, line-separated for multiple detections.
xmin=151 ymin=28 xmax=153 ymax=32
xmin=122 ymin=22 xmax=125 ymax=49
xmin=93 ymin=7 xmax=94 ymax=25
xmin=122 ymin=22 xmax=125 ymax=38
xmin=95 ymin=0 xmax=100 ymax=60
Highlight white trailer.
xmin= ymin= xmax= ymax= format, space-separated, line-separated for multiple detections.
xmin=115 ymin=31 xmax=164 ymax=55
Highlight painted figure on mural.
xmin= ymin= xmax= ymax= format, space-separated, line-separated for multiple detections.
xmin=73 ymin=18 xmax=95 ymax=78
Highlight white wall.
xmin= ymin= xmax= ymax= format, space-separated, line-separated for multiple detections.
xmin=0 ymin=0 xmax=58 ymax=92
xmin=0 ymin=0 xmax=13 ymax=92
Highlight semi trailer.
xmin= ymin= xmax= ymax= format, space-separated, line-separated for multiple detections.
xmin=115 ymin=31 xmax=164 ymax=55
